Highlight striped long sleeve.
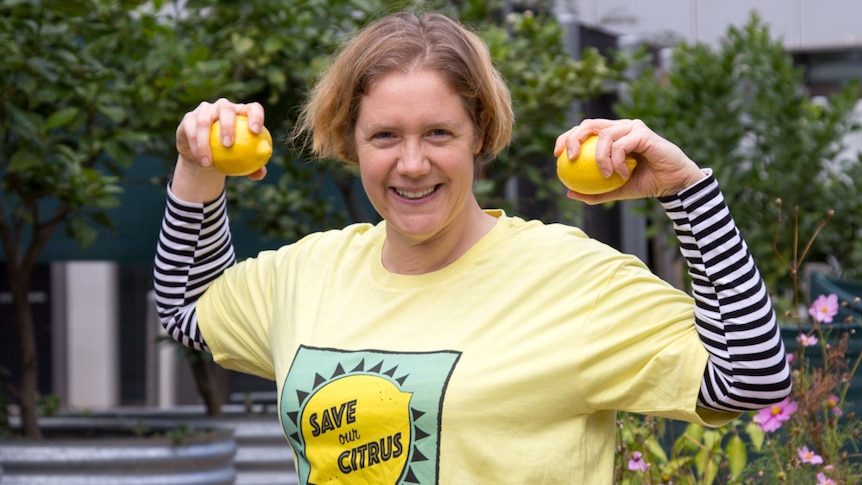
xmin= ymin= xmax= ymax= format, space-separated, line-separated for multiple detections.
xmin=659 ymin=171 xmax=792 ymax=412
xmin=152 ymin=172 xmax=792 ymax=412
xmin=153 ymin=185 xmax=235 ymax=352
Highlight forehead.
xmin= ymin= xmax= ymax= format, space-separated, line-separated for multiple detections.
xmin=357 ymin=70 xmax=471 ymax=126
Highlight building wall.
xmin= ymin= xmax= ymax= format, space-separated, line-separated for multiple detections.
xmin=567 ymin=0 xmax=862 ymax=49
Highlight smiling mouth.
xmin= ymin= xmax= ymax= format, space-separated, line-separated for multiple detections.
xmin=394 ymin=185 xmax=438 ymax=200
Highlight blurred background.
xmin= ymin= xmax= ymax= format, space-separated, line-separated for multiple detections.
xmin=2 ymin=0 xmax=860 ymax=419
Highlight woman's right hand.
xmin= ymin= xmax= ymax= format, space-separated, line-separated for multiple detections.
xmin=172 ymin=98 xmax=267 ymax=202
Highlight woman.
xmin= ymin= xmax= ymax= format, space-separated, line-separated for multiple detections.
xmin=155 ymin=11 xmax=791 ymax=483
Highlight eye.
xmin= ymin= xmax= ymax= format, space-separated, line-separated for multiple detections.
xmin=372 ymin=131 xmax=396 ymax=139
xmin=427 ymin=128 xmax=452 ymax=138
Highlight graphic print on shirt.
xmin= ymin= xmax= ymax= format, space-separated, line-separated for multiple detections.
xmin=280 ymin=346 xmax=461 ymax=485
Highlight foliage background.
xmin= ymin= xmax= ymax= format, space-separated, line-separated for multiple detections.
xmin=614 ymin=13 xmax=862 ymax=300
xmin=3 ymin=0 xmax=862 ymax=448
xmin=0 ymin=0 xmax=622 ymax=436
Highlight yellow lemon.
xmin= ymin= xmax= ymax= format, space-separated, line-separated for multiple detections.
xmin=210 ymin=115 xmax=273 ymax=176
xmin=556 ymin=135 xmax=637 ymax=195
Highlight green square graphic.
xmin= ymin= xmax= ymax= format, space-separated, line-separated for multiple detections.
xmin=281 ymin=346 xmax=460 ymax=485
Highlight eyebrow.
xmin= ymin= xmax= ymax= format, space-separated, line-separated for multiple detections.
xmin=360 ymin=118 xmax=466 ymax=132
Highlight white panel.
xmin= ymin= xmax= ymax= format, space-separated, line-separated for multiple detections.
xmin=65 ymin=261 xmax=119 ymax=409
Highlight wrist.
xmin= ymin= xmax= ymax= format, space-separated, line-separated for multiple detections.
xmin=666 ymin=165 xmax=708 ymax=197
xmin=170 ymin=155 xmax=226 ymax=203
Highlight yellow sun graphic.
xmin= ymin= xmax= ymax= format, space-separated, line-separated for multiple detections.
xmin=282 ymin=352 xmax=450 ymax=485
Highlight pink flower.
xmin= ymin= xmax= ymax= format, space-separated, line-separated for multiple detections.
xmin=786 ymin=353 xmax=794 ymax=363
xmin=817 ymin=472 xmax=836 ymax=485
xmin=826 ymin=394 xmax=843 ymax=417
xmin=753 ymin=397 xmax=798 ymax=432
xmin=627 ymin=451 xmax=649 ymax=471
xmin=796 ymin=333 xmax=818 ymax=347
xmin=809 ymin=294 xmax=839 ymax=323
xmin=798 ymin=446 xmax=823 ymax=464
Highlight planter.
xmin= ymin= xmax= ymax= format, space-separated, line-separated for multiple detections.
xmin=42 ymin=406 xmax=298 ymax=485
xmin=202 ymin=413 xmax=297 ymax=485
xmin=0 ymin=416 xmax=236 ymax=485
xmin=139 ymin=407 xmax=298 ymax=485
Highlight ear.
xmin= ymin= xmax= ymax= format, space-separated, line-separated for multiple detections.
xmin=474 ymin=111 xmax=489 ymax=154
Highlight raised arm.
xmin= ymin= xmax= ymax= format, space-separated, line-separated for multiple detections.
xmin=660 ymin=172 xmax=791 ymax=411
xmin=555 ymin=118 xmax=791 ymax=412
xmin=153 ymin=99 xmax=267 ymax=350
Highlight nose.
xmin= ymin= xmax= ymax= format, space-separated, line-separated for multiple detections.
xmin=396 ymin=140 xmax=430 ymax=176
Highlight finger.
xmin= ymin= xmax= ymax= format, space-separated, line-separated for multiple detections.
xmin=208 ymin=98 xmax=236 ymax=149
xmin=565 ymin=189 xmax=610 ymax=206
xmin=609 ymin=141 xmax=636 ymax=179
xmin=218 ymin=110 xmax=237 ymax=149
xmin=592 ymin=132 xmax=616 ymax=178
xmin=194 ymin=105 xmax=218 ymax=167
xmin=555 ymin=129 xmax=590 ymax=160
xmin=556 ymin=119 xmax=614 ymax=160
xmin=593 ymin=120 xmax=643 ymax=178
xmin=184 ymin=106 xmax=210 ymax=163
xmin=244 ymin=102 xmax=266 ymax=134
xmin=553 ymin=129 xmax=572 ymax=157
xmin=177 ymin=111 xmax=194 ymax=153
xmin=247 ymin=165 xmax=267 ymax=181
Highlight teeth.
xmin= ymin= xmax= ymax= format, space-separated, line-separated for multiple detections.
xmin=396 ymin=187 xmax=435 ymax=199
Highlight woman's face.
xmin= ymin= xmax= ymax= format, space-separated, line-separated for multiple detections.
xmin=354 ymin=69 xmax=481 ymax=246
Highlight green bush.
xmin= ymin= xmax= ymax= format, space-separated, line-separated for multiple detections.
xmin=614 ymin=12 xmax=862 ymax=297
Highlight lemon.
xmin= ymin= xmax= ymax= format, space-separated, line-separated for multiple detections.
xmin=556 ymin=135 xmax=637 ymax=195
xmin=210 ymin=115 xmax=273 ymax=176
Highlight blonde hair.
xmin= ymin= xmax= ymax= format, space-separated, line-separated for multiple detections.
xmin=293 ymin=11 xmax=513 ymax=166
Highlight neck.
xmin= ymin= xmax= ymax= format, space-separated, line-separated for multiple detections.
xmin=381 ymin=204 xmax=496 ymax=275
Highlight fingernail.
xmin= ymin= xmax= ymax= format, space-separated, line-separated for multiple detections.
xmin=251 ymin=123 xmax=261 ymax=133
xmin=222 ymin=135 xmax=231 ymax=147
xmin=567 ymin=149 xmax=573 ymax=160
xmin=201 ymin=157 xmax=210 ymax=167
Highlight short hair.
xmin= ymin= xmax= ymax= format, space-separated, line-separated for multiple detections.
xmin=293 ymin=11 xmax=513 ymax=166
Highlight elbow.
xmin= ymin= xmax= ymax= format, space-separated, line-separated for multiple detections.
xmin=758 ymin=374 xmax=793 ymax=408
xmin=751 ymin=358 xmax=794 ymax=409
xmin=161 ymin=316 xmax=209 ymax=353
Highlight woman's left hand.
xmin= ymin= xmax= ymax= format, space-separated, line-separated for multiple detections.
xmin=554 ymin=118 xmax=706 ymax=204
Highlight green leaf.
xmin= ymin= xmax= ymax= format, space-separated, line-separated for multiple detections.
xmin=231 ymin=33 xmax=255 ymax=55
xmin=45 ymin=107 xmax=81 ymax=130
xmin=644 ymin=436 xmax=669 ymax=463
xmin=97 ymin=104 xmax=126 ymax=123
xmin=7 ymin=149 xmax=39 ymax=172
xmin=745 ymin=421 xmax=765 ymax=451
xmin=67 ymin=217 xmax=98 ymax=249
xmin=89 ymin=210 xmax=115 ymax=229
xmin=702 ymin=429 xmax=721 ymax=450
xmin=8 ymin=105 xmax=44 ymax=138
xmin=725 ymin=434 xmax=747 ymax=479
xmin=262 ymin=34 xmax=284 ymax=53
xmin=26 ymin=56 xmax=59 ymax=83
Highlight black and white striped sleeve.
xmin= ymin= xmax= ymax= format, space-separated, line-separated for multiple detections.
xmin=152 ymin=184 xmax=236 ymax=352
xmin=659 ymin=171 xmax=792 ymax=412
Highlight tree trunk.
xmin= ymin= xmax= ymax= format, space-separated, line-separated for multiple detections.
xmin=1 ymin=202 xmax=69 ymax=439
xmin=10 ymin=269 xmax=42 ymax=439
xmin=188 ymin=355 xmax=227 ymax=417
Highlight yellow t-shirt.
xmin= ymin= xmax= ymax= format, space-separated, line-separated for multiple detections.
xmin=197 ymin=210 xmax=736 ymax=484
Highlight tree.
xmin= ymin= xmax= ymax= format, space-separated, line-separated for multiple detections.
xmin=614 ymin=12 xmax=861 ymax=297
xmin=0 ymin=0 xmax=194 ymax=438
